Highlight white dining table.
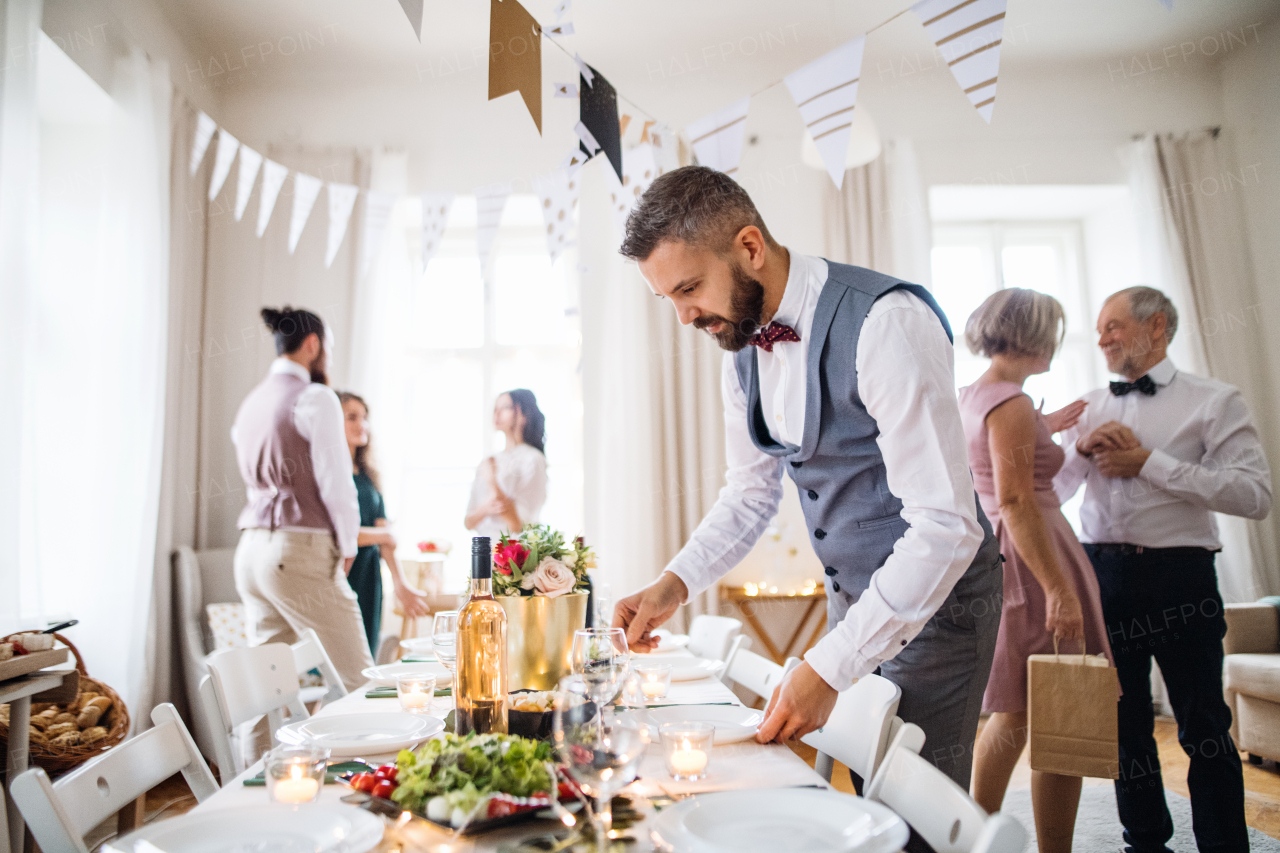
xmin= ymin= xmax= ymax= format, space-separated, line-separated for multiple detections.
xmin=193 ymin=657 xmax=830 ymax=852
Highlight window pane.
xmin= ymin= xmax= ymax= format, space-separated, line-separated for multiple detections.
xmin=930 ymin=245 xmax=994 ymax=334
xmin=1001 ymin=245 xmax=1061 ymax=300
xmin=408 ymin=358 xmax=484 ymax=466
xmin=493 ymin=254 xmax=576 ymax=346
xmin=415 ymin=257 xmax=484 ymax=348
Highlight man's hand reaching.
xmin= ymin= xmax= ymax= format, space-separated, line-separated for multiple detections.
xmin=611 ymin=572 xmax=688 ymax=653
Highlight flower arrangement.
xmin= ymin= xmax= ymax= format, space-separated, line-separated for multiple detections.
xmin=417 ymin=538 xmax=452 ymax=554
xmin=492 ymin=524 xmax=595 ymax=598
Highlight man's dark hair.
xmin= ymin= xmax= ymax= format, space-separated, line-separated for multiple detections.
xmin=261 ymin=306 xmax=324 ymax=355
xmin=619 ymin=166 xmax=777 ymax=262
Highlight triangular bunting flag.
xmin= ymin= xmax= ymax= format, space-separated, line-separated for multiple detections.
xmin=553 ymin=0 xmax=570 ymax=21
xmin=573 ymin=52 xmax=594 ymax=87
xmin=208 ymin=129 xmax=240 ymax=202
xmin=912 ymin=0 xmax=1006 ymax=123
xmin=256 ymin=159 xmax=289 ymax=237
xmin=579 ymin=63 xmax=622 ymax=182
xmin=420 ymin=193 xmax=454 ymax=272
xmin=784 ymin=36 xmax=866 ymax=190
xmin=324 ymin=182 xmax=360 ymax=268
xmin=534 ymin=168 xmax=581 ymax=264
xmin=574 ymin=121 xmax=601 ymax=154
xmin=554 ymin=82 xmax=579 ymax=98
xmin=288 ymin=173 xmax=323 ymax=254
xmin=686 ymin=97 xmax=750 ymax=176
xmin=607 ymin=142 xmax=659 ymax=238
xmin=234 ymin=146 xmax=263 ymax=221
xmin=189 ymin=111 xmax=216 ymax=175
xmin=561 ymin=149 xmax=590 ymax=171
xmin=545 ymin=21 xmax=573 ymax=36
xmin=488 ymin=0 xmax=542 ymax=134
xmin=474 ymin=184 xmax=511 ymax=273
xmin=358 ymin=191 xmax=399 ymax=280
xmin=397 ymin=0 xmax=424 ymax=40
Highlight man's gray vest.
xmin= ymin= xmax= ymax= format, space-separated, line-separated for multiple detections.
xmin=734 ymin=260 xmax=1000 ymax=607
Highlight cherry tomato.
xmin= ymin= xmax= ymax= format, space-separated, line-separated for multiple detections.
xmin=374 ymin=764 xmax=398 ymax=783
xmin=349 ymin=772 xmax=376 ymax=793
xmin=371 ymin=779 xmax=395 ymax=800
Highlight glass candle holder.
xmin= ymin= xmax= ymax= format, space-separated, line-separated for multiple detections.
xmin=266 ymin=744 xmax=329 ymax=804
xmin=396 ymin=672 xmax=437 ymax=714
xmin=634 ymin=662 xmax=672 ymax=700
xmin=659 ymin=722 xmax=714 ymax=781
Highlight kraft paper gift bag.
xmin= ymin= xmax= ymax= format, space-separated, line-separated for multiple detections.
xmin=1027 ymin=640 xmax=1120 ymax=779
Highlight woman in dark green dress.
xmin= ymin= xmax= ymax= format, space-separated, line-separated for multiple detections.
xmin=339 ymin=392 xmax=430 ymax=657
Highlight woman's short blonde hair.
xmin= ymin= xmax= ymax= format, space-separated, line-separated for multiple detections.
xmin=964 ymin=288 xmax=1066 ymax=358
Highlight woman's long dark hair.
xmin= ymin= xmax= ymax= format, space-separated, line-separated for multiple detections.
xmin=506 ymin=389 xmax=546 ymax=454
xmin=338 ymin=391 xmax=381 ymax=492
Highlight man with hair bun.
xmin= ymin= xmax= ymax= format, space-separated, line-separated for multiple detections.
xmin=611 ymin=166 xmax=1004 ymax=793
xmin=231 ymin=306 xmax=373 ymax=706
xmin=1056 ymin=286 xmax=1272 ymax=853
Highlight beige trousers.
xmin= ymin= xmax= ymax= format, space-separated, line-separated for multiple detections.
xmin=233 ymin=528 xmax=374 ymax=691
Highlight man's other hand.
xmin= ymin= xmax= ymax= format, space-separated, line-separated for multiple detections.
xmin=1077 ymin=421 xmax=1140 ymax=457
xmin=611 ymin=572 xmax=688 ymax=652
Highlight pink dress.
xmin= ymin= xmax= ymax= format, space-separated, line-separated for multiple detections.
xmin=958 ymin=381 xmax=1113 ymax=713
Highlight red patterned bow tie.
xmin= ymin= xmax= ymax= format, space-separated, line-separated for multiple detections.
xmin=748 ymin=321 xmax=801 ymax=353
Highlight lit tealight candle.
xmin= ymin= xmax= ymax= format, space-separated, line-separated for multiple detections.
xmin=670 ymin=739 xmax=708 ymax=775
xmin=273 ymin=764 xmax=320 ymax=803
xmin=400 ymin=688 xmax=431 ymax=710
xmin=642 ymin=681 xmax=666 ymax=698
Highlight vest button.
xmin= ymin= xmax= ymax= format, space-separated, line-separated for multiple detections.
xmin=814 ymin=528 xmax=826 ymax=540
xmin=832 ymin=581 xmax=840 ymax=593
xmin=824 ymin=566 xmax=836 ymax=577
xmin=807 ymin=490 xmax=818 ymax=501
xmin=791 ymin=461 xmax=803 ymax=468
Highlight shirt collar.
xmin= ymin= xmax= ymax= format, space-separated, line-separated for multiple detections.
xmin=1146 ymin=357 xmax=1177 ymax=386
xmin=269 ymin=357 xmax=311 ymax=382
xmin=769 ymin=247 xmax=811 ymax=329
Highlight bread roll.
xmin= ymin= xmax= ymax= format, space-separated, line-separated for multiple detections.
xmin=29 ymin=716 xmax=50 ymax=731
xmin=47 ymin=722 xmax=77 ymax=737
xmin=87 ymin=696 xmax=112 ymax=714
xmin=77 ymin=706 xmax=104 ymax=728
xmin=53 ymin=712 xmax=77 ymax=726
xmin=81 ymin=726 xmax=108 ymax=744
xmin=28 ymin=728 xmax=47 ymax=744
xmin=50 ymin=731 xmax=80 ymax=747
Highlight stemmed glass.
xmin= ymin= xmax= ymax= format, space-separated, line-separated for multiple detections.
xmin=431 ymin=611 xmax=458 ymax=694
xmin=571 ymin=628 xmax=629 ymax=709
xmin=552 ymin=675 xmax=649 ymax=853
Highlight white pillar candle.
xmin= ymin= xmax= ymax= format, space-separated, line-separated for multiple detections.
xmin=273 ymin=765 xmax=320 ymax=803
xmin=641 ymin=681 xmax=666 ymax=698
xmin=400 ymin=689 xmax=431 ymax=711
xmin=670 ymin=739 xmax=708 ymax=775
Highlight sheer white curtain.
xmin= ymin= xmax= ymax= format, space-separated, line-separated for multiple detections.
xmin=9 ymin=35 xmax=172 ymax=721
xmin=1124 ymin=133 xmax=1279 ymax=602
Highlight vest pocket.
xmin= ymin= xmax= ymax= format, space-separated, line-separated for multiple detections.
xmin=857 ymin=514 xmax=902 ymax=529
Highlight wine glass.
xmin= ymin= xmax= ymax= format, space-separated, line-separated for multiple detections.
xmin=432 ymin=610 xmax=458 ymax=693
xmin=552 ymin=675 xmax=649 ymax=853
xmin=572 ymin=628 xmax=629 ymax=708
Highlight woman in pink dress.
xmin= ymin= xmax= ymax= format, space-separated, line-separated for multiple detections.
xmin=959 ymin=288 xmax=1112 ymax=853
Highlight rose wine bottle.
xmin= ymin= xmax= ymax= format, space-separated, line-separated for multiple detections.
xmin=455 ymin=536 xmax=508 ymax=735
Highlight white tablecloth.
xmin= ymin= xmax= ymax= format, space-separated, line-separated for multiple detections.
xmin=195 ymin=669 xmax=828 ymax=851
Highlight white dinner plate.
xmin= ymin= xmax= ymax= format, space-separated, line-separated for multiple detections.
xmin=397 ymin=637 xmax=438 ymax=658
xmin=361 ymin=661 xmax=449 ymax=687
xmin=649 ymin=629 xmax=691 ymax=653
xmin=667 ymin=658 xmax=723 ymax=682
xmin=276 ymin=713 xmax=444 ymax=757
xmin=647 ymin=705 xmax=763 ymax=745
xmin=649 ymin=789 xmax=907 ymax=853
xmin=108 ymin=802 xmax=384 ymax=853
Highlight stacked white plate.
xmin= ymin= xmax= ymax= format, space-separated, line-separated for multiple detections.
xmin=276 ymin=713 xmax=444 ymax=757
xmin=361 ymin=661 xmax=449 ymax=686
xmin=107 ymin=802 xmax=384 ymax=853
xmin=647 ymin=705 xmax=763 ymax=745
xmin=649 ymin=629 xmax=691 ymax=654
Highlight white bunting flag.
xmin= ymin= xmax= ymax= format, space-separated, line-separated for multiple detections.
xmin=784 ymin=36 xmax=866 ymax=190
xmin=233 ymin=146 xmax=263 ymax=221
xmin=560 ymin=149 xmax=590 ymax=172
xmin=554 ymin=82 xmax=579 ymax=98
xmin=324 ymin=182 xmax=360 ymax=268
xmin=397 ymin=0 xmax=424 ymax=40
xmin=208 ymin=129 xmax=240 ymax=202
xmin=912 ymin=0 xmax=1006 ymax=123
xmin=607 ymin=142 xmax=658 ymax=238
xmin=474 ymin=183 xmax=511 ymax=274
xmin=573 ymin=52 xmax=594 ymax=87
xmin=358 ymin=191 xmax=399 ymax=280
xmin=686 ymin=97 xmax=750 ymax=176
xmin=288 ymin=172 xmax=323 ymax=254
xmin=420 ymin=193 xmax=455 ymax=271
xmin=534 ymin=168 xmax=581 ymax=263
xmin=189 ymin=111 xmax=216 ymax=175
xmin=256 ymin=159 xmax=289 ymax=237
xmin=546 ymin=21 xmax=574 ymax=36
xmin=553 ymin=0 xmax=570 ymax=22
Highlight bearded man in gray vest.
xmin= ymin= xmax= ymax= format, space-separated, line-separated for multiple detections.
xmin=613 ymin=166 xmax=1003 ymax=788
xmin=232 ymin=307 xmax=373 ymax=693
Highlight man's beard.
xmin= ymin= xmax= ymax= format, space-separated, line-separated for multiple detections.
xmin=693 ymin=264 xmax=765 ymax=352
xmin=309 ymin=353 xmax=328 ymax=385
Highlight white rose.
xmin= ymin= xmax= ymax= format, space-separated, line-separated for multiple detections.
xmin=562 ymin=551 xmax=577 ymax=568
xmin=531 ymin=557 xmax=576 ymax=598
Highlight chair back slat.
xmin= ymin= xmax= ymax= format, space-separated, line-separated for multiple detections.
xmin=687 ymin=615 xmax=742 ymax=662
xmin=291 ymin=627 xmax=348 ymax=703
xmin=801 ymin=673 xmax=901 ymax=780
xmin=724 ymin=648 xmax=785 ymax=700
xmin=207 ymin=643 xmax=302 ymax=726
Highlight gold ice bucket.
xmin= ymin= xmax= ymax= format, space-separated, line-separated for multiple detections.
xmin=497 ymin=592 xmax=589 ymax=691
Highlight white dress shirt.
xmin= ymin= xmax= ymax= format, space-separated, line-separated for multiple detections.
xmin=1054 ymin=357 xmax=1272 ymax=548
xmin=665 ymin=251 xmax=986 ymax=690
xmin=232 ymin=358 xmax=360 ymax=559
xmin=466 ymin=444 xmax=549 ymax=540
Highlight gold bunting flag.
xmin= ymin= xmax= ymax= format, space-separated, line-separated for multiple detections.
xmin=912 ymin=0 xmax=1006 ymax=123
xmin=488 ymin=0 xmax=543 ymax=134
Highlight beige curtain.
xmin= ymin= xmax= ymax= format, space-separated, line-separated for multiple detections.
xmin=1127 ymin=132 xmax=1279 ymax=600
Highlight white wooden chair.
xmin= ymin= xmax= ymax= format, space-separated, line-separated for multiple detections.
xmin=866 ymin=723 xmax=1027 ymax=853
xmin=723 ymin=646 xmax=798 ymax=702
xmin=687 ymin=614 xmax=742 ymax=663
xmin=10 ymin=703 xmax=218 ymax=853
xmin=802 ymin=673 xmax=903 ymax=784
xmin=292 ymin=627 xmax=347 ymax=706
xmin=201 ymin=642 xmax=309 ymax=781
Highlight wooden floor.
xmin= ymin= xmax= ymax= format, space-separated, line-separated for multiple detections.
xmin=790 ymin=715 xmax=1280 ymax=839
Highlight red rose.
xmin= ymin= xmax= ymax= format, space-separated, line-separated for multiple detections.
xmin=494 ymin=541 xmax=529 ymax=575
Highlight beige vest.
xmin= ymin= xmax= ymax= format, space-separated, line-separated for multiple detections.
xmin=233 ymin=372 xmax=335 ymax=538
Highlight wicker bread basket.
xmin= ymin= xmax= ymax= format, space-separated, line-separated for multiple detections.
xmin=0 ymin=633 xmax=130 ymax=775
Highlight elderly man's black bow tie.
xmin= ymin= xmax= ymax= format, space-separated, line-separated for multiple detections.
xmin=1110 ymin=375 xmax=1157 ymax=397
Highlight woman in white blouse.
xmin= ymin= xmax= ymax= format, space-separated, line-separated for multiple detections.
xmin=464 ymin=389 xmax=548 ymax=539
